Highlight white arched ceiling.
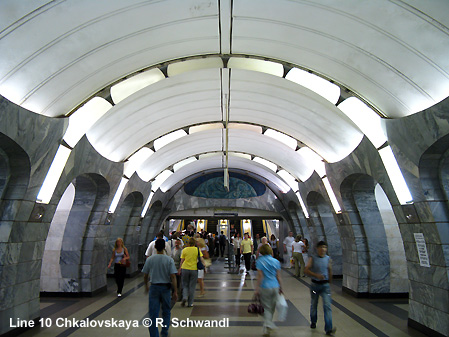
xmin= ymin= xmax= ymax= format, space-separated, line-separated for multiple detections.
xmin=159 ymin=155 xmax=291 ymax=193
xmin=136 ymin=128 xmax=316 ymax=183
xmin=230 ymin=69 xmax=363 ymax=163
xmin=1 ymin=1 xmax=449 ymax=193
xmin=0 ymin=0 xmax=220 ymax=116
xmin=232 ymin=0 xmax=449 ymax=117
xmin=87 ymin=68 xmax=222 ymax=162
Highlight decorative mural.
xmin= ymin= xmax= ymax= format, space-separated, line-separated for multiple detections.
xmin=185 ymin=172 xmax=266 ymax=199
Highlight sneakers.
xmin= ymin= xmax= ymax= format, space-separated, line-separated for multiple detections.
xmin=326 ymin=327 xmax=337 ymax=335
xmin=187 ymin=304 xmax=193 ymax=307
xmin=117 ymin=293 xmax=122 ymax=297
xmin=181 ymin=299 xmax=186 ymax=307
xmin=310 ymin=322 xmax=316 ymax=329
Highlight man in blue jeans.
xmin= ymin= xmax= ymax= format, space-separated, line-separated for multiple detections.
xmin=305 ymin=241 xmax=336 ymax=336
xmin=142 ymin=239 xmax=178 ymax=337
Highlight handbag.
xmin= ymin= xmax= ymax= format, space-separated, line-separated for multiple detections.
xmin=197 ymin=247 xmax=204 ymax=270
xmin=248 ymin=294 xmax=264 ymax=315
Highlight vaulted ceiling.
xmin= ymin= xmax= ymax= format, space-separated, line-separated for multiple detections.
xmin=1 ymin=0 xmax=449 ymax=194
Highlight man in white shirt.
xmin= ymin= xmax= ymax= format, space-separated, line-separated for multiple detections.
xmin=145 ymin=232 xmax=172 ymax=258
xmin=283 ymin=231 xmax=295 ymax=268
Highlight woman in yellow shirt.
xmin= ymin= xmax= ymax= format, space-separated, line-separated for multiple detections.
xmin=240 ymin=232 xmax=254 ymax=273
xmin=179 ymin=238 xmax=205 ymax=307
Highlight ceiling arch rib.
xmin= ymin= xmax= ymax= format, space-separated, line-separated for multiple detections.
xmin=232 ymin=0 xmax=449 ymax=117
xmin=230 ymin=69 xmax=364 ymax=163
xmin=0 ymin=0 xmax=220 ymax=117
xmin=136 ymin=128 xmax=315 ymax=183
xmin=159 ymin=155 xmax=291 ymax=193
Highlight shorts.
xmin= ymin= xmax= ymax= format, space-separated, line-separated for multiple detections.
xmin=198 ymin=269 xmax=204 ymax=279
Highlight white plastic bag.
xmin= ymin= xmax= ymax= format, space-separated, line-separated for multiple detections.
xmin=276 ymin=293 xmax=288 ymax=322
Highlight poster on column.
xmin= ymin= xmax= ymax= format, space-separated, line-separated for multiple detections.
xmin=414 ymin=233 xmax=430 ymax=267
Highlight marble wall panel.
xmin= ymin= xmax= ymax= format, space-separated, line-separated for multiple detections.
xmin=0 ymin=221 xmax=13 ymax=242
xmin=408 ymin=299 xmax=449 ymax=336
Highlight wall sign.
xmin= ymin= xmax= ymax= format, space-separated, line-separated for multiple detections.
xmin=414 ymin=233 xmax=430 ymax=267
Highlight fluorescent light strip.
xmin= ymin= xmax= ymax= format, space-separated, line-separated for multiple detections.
xmin=141 ymin=191 xmax=154 ymax=217
xmin=108 ymin=177 xmax=129 ymax=213
xmin=322 ymin=177 xmax=342 ymax=213
xmin=378 ymin=146 xmax=413 ymax=204
xmin=295 ymin=191 xmax=310 ymax=218
xmin=37 ymin=145 xmax=72 ymax=204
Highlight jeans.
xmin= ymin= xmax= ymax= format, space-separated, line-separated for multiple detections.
xmin=260 ymin=287 xmax=278 ymax=332
xmin=148 ymin=284 xmax=172 ymax=337
xmin=181 ymin=269 xmax=198 ymax=306
xmin=310 ymin=282 xmax=333 ymax=332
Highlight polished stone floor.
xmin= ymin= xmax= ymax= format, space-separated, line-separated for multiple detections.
xmin=17 ymin=258 xmax=428 ymax=337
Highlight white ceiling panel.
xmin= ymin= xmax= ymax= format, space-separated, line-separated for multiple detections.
xmin=232 ymin=0 xmax=449 ymax=117
xmin=159 ymin=155 xmax=291 ymax=193
xmin=0 ymin=0 xmax=220 ymax=116
xmin=87 ymin=68 xmax=222 ymax=161
xmin=229 ymin=69 xmax=363 ymax=163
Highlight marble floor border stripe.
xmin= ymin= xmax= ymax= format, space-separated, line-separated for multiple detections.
xmin=282 ymin=268 xmax=390 ymax=337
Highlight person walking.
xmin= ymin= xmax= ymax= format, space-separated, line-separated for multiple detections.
xmin=171 ymin=238 xmax=183 ymax=301
xmin=269 ymin=234 xmax=279 ymax=259
xmin=178 ymin=238 xmax=205 ymax=307
xmin=107 ymin=237 xmax=129 ymax=297
xmin=142 ymin=238 xmax=178 ymax=337
xmin=292 ymin=235 xmax=305 ymax=277
xmin=254 ymin=244 xmax=283 ymax=337
xmin=240 ymin=232 xmax=254 ymax=273
xmin=305 ymin=241 xmax=336 ymax=335
xmin=283 ymin=231 xmax=295 ymax=268
xmin=233 ymin=232 xmax=242 ymax=269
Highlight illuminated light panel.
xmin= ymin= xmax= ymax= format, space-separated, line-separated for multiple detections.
xmin=338 ymin=97 xmax=387 ymax=149
xmin=253 ymin=157 xmax=277 ymax=172
xmin=297 ymin=147 xmax=326 ymax=177
xmin=229 ymin=152 xmax=252 ymax=160
xmin=141 ymin=191 xmax=154 ymax=217
xmin=378 ymin=146 xmax=413 ymax=204
xmin=322 ymin=177 xmax=342 ymax=213
xmin=167 ymin=57 xmax=224 ymax=77
xmin=152 ymin=170 xmax=173 ymax=192
xmin=189 ymin=123 xmax=223 ymax=134
xmin=123 ymin=147 xmax=154 ymax=179
xmin=242 ymin=219 xmax=252 ymax=235
xmin=37 ymin=145 xmax=72 ymax=204
xmin=153 ymin=130 xmax=187 ymax=151
xmin=173 ymin=157 xmax=197 ymax=171
xmin=295 ymin=192 xmax=310 ymax=218
xmin=228 ymin=123 xmax=262 ymax=133
xmin=63 ymin=97 xmax=112 ymax=148
xmin=110 ymin=69 xmax=165 ymax=104
xmin=198 ymin=152 xmax=221 ymax=159
xmin=277 ymin=170 xmax=297 ymax=191
xmin=264 ymin=129 xmax=297 ymax=150
xmin=228 ymin=57 xmax=283 ymax=77
xmin=286 ymin=68 xmax=340 ymax=104
xmin=108 ymin=177 xmax=129 ymax=213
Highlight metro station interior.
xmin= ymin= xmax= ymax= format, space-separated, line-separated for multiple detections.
xmin=0 ymin=1 xmax=449 ymax=336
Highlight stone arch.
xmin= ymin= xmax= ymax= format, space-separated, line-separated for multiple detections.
xmin=144 ymin=200 xmax=164 ymax=245
xmin=109 ymin=191 xmax=144 ymax=274
xmin=307 ymin=191 xmax=343 ymax=276
xmin=340 ymin=173 xmax=406 ymax=294
xmin=42 ymin=173 xmax=110 ymax=294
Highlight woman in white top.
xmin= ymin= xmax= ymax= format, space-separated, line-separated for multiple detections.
xmin=269 ymin=234 xmax=279 ymax=259
xmin=233 ymin=233 xmax=242 ymax=268
xmin=291 ymin=235 xmax=305 ymax=277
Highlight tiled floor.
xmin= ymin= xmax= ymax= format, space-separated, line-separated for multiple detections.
xmin=18 ymin=259 xmax=428 ymax=337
